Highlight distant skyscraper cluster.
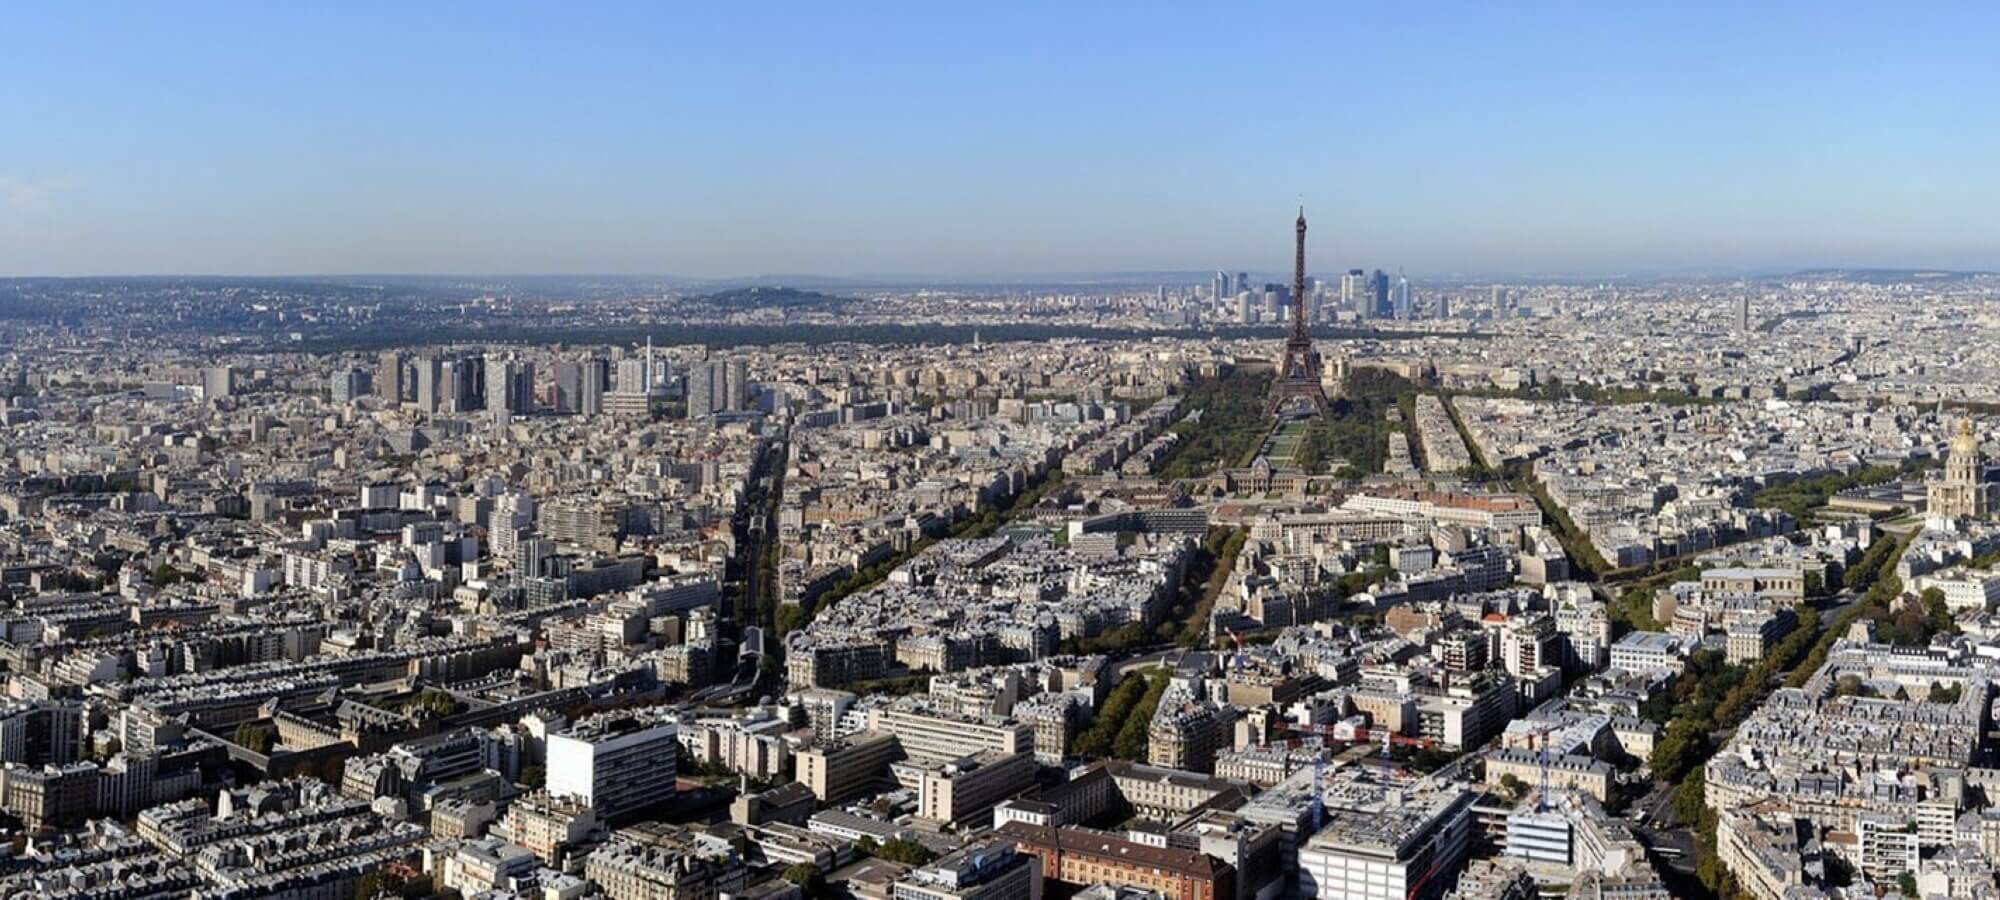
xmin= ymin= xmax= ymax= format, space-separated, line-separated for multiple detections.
xmin=1205 ymin=251 xmax=1435 ymax=326
xmin=360 ymin=344 xmax=670 ymax=422
xmin=405 ymin=352 xmax=488 ymax=415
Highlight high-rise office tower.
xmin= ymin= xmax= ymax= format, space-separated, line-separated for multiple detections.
xmin=417 ymin=356 xmax=442 ymax=413
xmin=1213 ymin=271 xmax=1228 ymax=304
xmin=688 ymin=362 xmax=716 ymax=419
xmin=516 ymin=535 xmax=555 ymax=577
xmin=201 ymin=366 xmax=234 ymax=402
xmin=553 ymin=359 xmax=582 ymax=413
xmin=616 ymin=358 xmax=648 ymax=395
xmin=651 ymin=356 xmax=671 ymax=395
xmin=443 ymin=353 xmax=484 ymax=413
xmin=1393 ymin=271 xmax=1412 ymax=320
xmin=723 ymin=359 xmax=749 ymax=412
xmin=1370 ymin=270 xmax=1390 ymax=318
xmin=377 ymin=351 xmax=404 ymax=403
xmin=581 ymin=357 xmax=608 ymax=416
xmin=1735 ymin=293 xmax=1751 ymax=333
xmin=467 ymin=354 xmax=487 ymax=409
xmin=1491 ymin=285 xmax=1506 ymax=310
xmin=331 ymin=368 xmax=371 ymax=404
xmin=486 ymin=361 xmax=510 ymax=425
xmin=1342 ymin=269 xmax=1368 ymax=318
xmin=487 ymin=359 xmax=533 ymax=425
xmin=441 ymin=359 xmax=464 ymax=413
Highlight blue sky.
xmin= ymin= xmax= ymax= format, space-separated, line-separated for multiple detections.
xmin=2 ymin=2 xmax=1996 ymax=277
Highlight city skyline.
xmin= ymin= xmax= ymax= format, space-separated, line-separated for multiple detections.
xmin=5 ymin=3 xmax=1999 ymax=278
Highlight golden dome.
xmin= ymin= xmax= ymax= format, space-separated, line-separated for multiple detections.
xmin=1951 ymin=418 xmax=1979 ymax=456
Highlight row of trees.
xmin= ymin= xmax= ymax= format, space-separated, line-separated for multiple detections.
xmin=1751 ymin=464 xmax=1909 ymax=522
xmin=1784 ymin=532 xmax=1912 ymax=688
xmin=1650 ymin=600 xmax=1824 ymax=899
xmin=1071 ymin=673 xmax=1147 ymax=758
xmin=1058 ymin=622 xmax=1150 ymax=657
xmin=1513 ymin=470 xmax=1611 ymax=577
xmin=1176 ymin=529 xmax=1247 ymax=646
xmin=1111 ymin=672 xmax=1172 ymax=760
xmin=1640 ymin=540 xmax=1936 ymax=900
xmin=1319 ymin=369 xmax=1417 ymax=478
xmin=1155 ymin=370 xmax=1274 ymax=479
xmin=1071 ymin=670 xmax=1169 ymax=760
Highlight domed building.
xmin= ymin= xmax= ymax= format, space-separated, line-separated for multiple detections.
xmin=1927 ymin=418 xmax=1994 ymax=519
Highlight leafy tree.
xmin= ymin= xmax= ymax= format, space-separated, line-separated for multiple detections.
xmin=774 ymin=603 xmax=808 ymax=636
xmin=1498 ymin=773 xmax=1526 ymax=800
xmin=401 ymin=689 xmax=458 ymax=717
xmin=1649 ymin=718 xmax=1710 ymax=783
xmin=1671 ymin=769 xmax=1708 ymax=825
xmin=1929 ymin=682 xmax=1963 ymax=703
xmin=352 ymin=869 xmax=396 ymax=900
xmin=783 ymin=863 xmax=829 ymax=899
xmin=232 ymin=721 xmax=276 ymax=754
xmin=1752 ymin=465 xmax=1905 ymax=523
xmin=875 ymin=838 xmax=935 ymax=866
xmin=1612 ymin=587 xmax=1663 ymax=633
xmin=1921 ymin=588 xmax=1958 ymax=639
xmin=1884 ymin=601 xmax=1928 ymax=646
xmin=519 ymin=764 xmax=546 ymax=790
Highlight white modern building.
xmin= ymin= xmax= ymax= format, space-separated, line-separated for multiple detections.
xmin=547 ymin=709 xmax=680 ymax=822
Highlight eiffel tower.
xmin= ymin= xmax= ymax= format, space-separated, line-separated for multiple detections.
xmin=1265 ymin=207 xmax=1330 ymax=417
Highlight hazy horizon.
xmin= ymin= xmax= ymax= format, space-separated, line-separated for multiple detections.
xmin=5 ymin=3 xmax=1997 ymax=278
xmin=2 ymin=264 xmax=1991 ymax=288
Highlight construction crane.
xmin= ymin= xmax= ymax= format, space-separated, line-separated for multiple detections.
xmin=1224 ymin=627 xmax=1246 ymax=675
xmin=1271 ymin=733 xmax=1329 ymax=833
xmin=1509 ymin=720 xmax=1562 ymax=811
xmin=1276 ymin=721 xmax=1451 ymax=900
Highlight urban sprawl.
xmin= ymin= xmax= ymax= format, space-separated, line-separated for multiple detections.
xmin=0 ymin=259 xmax=1997 ymax=900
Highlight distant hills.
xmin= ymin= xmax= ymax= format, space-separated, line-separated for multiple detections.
xmin=688 ymin=286 xmax=853 ymax=309
xmin=1781 ymin=267 xmax=1996 ymax=284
